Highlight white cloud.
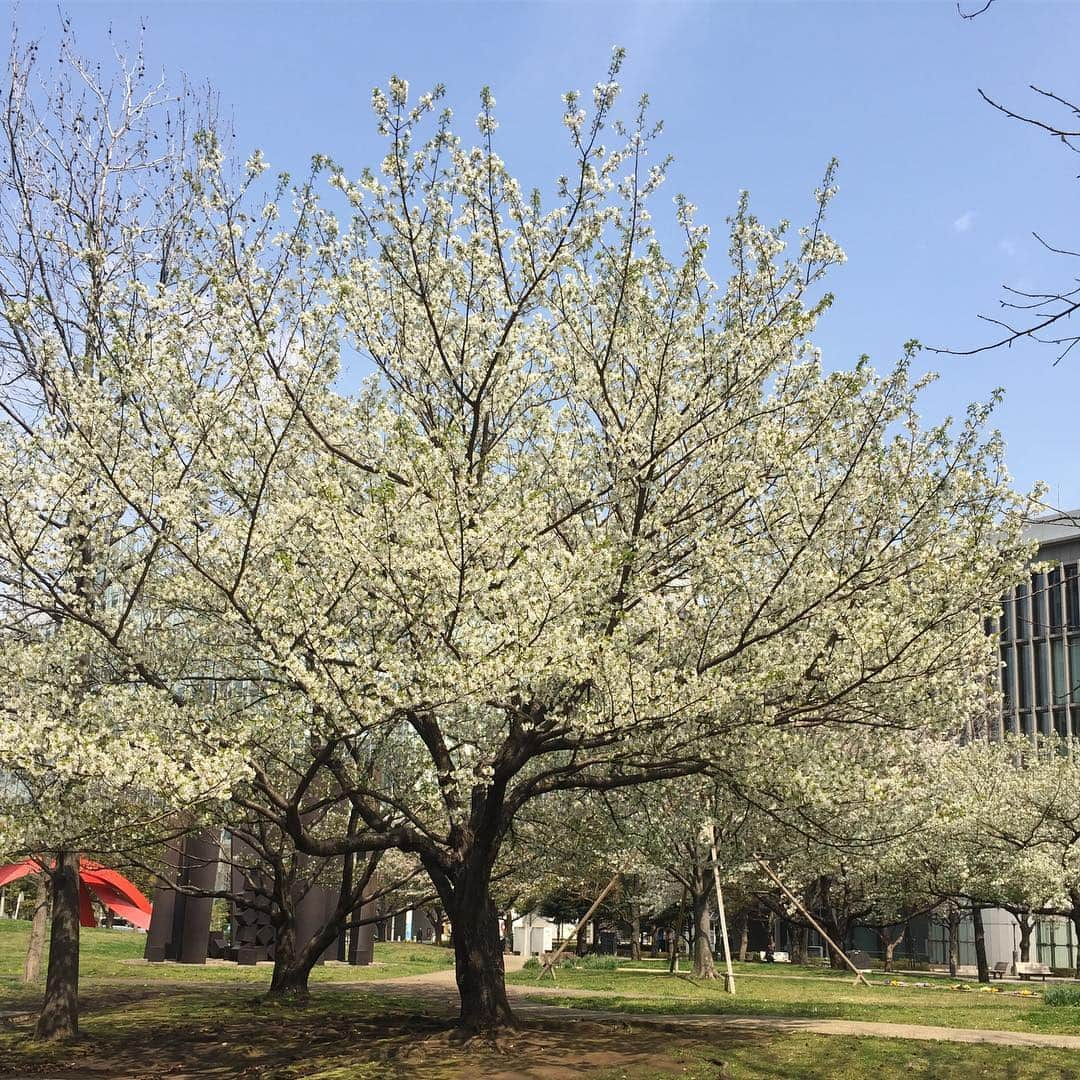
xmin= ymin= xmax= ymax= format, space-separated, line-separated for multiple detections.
xmin=952 ymin=211 xmax=976 ymax=234
xmin=999 ymin=239 xmax=1018 ymax=257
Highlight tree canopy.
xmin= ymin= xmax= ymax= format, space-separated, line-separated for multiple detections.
xmin=0 ymin=41 xmax=1033 ymax=1034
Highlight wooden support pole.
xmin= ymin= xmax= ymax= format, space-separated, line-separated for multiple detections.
xmin=754 ymin=856 xmax=870 ymax=988
xmin=537 ymin=873 xmax=621 ymax=980
xmin=707 ymin=822 xmax=736 ymax=995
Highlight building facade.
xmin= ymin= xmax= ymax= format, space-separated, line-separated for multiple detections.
xmin=997 ymin=512 xmax=1080 ymax=740
xmin=916 ymin=511 xmax=1080 ymax=972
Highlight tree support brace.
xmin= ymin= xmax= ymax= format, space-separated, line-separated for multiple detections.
xmin=754 ymin=855 xmax=870 ymax=988
xmin=707 ymin=822 xmax=736 ymax=995
xmin=537 ymin=873 xmax=621 ymax=981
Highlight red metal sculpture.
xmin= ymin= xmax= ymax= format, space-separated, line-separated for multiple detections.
xmin=0 ymin=858 xmax=152 ymax=930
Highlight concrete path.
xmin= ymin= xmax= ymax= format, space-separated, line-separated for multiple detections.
xmin=341 ymin=963 xmax=1080 ymax=1052
xmin=510 ymin=1003 xmax=1080 ymax=1051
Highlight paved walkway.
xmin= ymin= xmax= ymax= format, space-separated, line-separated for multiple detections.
xmin=510 ymin=1003 xmax=1080 ymax=1051
xmin=334 ymin=962 xmax=1080 ymax=1052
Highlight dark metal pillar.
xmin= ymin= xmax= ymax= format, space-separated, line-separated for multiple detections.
xmin=144 ymin=838 xmax=182 ymax=962
xmin=177 ymin=830 xmax=219 ymax=964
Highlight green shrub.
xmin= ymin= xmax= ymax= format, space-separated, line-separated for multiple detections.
xmin=520 ymin=952 xmax=618 ymax=971
xmin=1043 ymin=984 xmax=1080 ymax=1007
xmin=564 ymin=954 xmax=619 ymax=971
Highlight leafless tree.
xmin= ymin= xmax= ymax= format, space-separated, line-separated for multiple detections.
xmin=937 ymin=1 xmax=1080 ymax=360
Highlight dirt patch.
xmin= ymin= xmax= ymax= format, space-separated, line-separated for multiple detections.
xmin=392 ymin=1020 xmax=763 ymax=1079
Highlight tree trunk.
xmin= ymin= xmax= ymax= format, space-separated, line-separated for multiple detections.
xmin=448 ymin=891 xmax=515 ymax=1036
xmin=947 ymin=907 xmax=960 ymax=977
xmin=737 ymin=912 xmax=749 ymax=962
xmin=23 ymin=872 xmax=48 ymax=984
xmin=630 ymin=904 xmax=642 ymax=961
xmin=271 ymin=924 xmax=343 ymax=1000
xmin=972 ymin=905 xmax=989 ymax=983
xmin=822 ymin=913 xmax=848 ymax=969
xmin=268 ymin=894 xmax=349 ymax=1001
xmin=268 ymin=958 xmax=315 ymax=999
xmin=35 ymin=852 xmax=80 ymax=1041
xmin=668 ymin=929 xmax=679 ymax=973
xmin=819 ymin=907 xmax=845 ymax=970
xmin=767 ymin=910 xmax=780 ymax=961
xmin=433 ymin=911 xmax=444 ymax=947
xmin=691 ymin=881 xmax=716 ymax=979
xmin=268 ymin=911 xmax=305 ymax=1000
xmin=879 ymin=927 xmax=904 ymax=973
xmin=790 ymin=923 xmax=808 ymax=966
xmin=337 ymin=852 xmax=356 ymax=963
xmin=1018 ymin=914 xmax=1033 ymax=963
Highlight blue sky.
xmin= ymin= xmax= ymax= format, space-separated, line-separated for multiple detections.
xmin=8 ymin=1 xmax=1080 ymax=506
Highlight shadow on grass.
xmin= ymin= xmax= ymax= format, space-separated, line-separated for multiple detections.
xmin=0 ymin=989 xmax=774 ymax=1079
xmin=6 ymin=990 xmax=1080 ymax=1079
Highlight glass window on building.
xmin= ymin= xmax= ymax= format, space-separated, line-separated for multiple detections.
xmin=1018 ymin=642 xmax=1032 ymax=709
xmin=1068 ymin=564 xmax=1080 ymax=631
xmin=928 ymin=916 xmax=976 ymax=969
xmin=1021 ymin=712 xmax=1034 ymax=737
xmin=1016 ymin=583 xmax=1030 ymax=640
xmin=1037 ymin=919 xmax=1076 ymax=972
xmin=1000 ymin=595 xmax=1013 ymax=641
xmin=1050 ymin=568 xmax=1063 ymax=630
xmin=1053 ymin=639 xmax=1067 ymax=703
xmin=1032 ymin=573 xmax=1047 ymax=635
xmin=1070 ymin=641 xmax=1080 ymax=703
xmin=1035 ymin=641 xmax=1049 ymax=708
xmin=1054 ymin=706 xmax=1069 ymax=738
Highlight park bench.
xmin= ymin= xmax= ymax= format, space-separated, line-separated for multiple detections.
xmin=1017 ymin=961 xmax=1052 ymax=982
xmin=990 ymin=962 xmax=1009 ymax=979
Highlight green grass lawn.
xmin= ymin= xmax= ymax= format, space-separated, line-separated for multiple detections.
xmin=4 ymin=923 xmax=1080 ymax=1078
xmin=0 ymin=916 xmax=452 ymax=1008
xmin=4 ymin=988 xmax=1080 ymax=1078
xmin=602 ymin=1033 xmax=1080 ymax=1080
xmin=510 ymin=958 xmax=1080 ymax=1036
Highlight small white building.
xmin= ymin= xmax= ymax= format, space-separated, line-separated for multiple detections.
xmin=512 ymin=911 xmax=558 ymax=956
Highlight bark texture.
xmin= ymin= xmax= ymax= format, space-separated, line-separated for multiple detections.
xmin=972 ymin=905 xmax=990 ymax=984
xmin=790 ymin=923 xmax=808 ymax=966
xmin=691 ymin=874 xmax=716 ymax=979
xmin=630 ymin=905 xmax=642 ymax=961
xmin=450 ymin=893 xmax=515 ymax=1035
xmin=1017 ymin=913 xmax=1033 ymax=963
xmin=35 ymin=852 xmax=80 ymax=1041
xmin=947 ymin=907 xmax=960 ymax=978
xmin=22 ymin=872 xmax=48 ymax=984
xmin=878 ymin=926 xmax=905 ymax=973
